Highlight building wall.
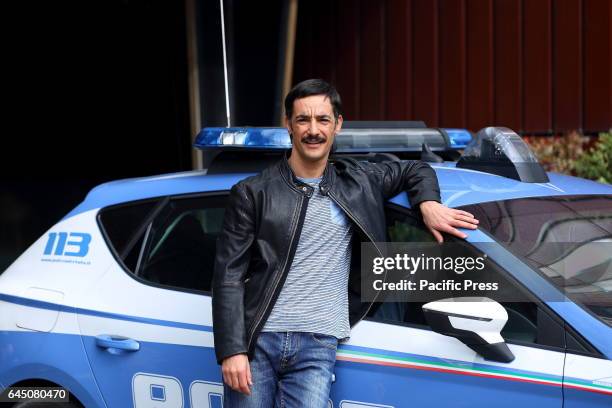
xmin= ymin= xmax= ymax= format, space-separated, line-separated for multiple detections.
xmin=293 ymin=0 xmax=612 ymax=134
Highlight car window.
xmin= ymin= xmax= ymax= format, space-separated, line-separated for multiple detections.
xmin=131 ymin=195 xmax=227 ymax=293
xmin=369 ymin=205 xmax=552 ymax=347
xmin=98 ymin=199 xmax=161 ymax=260
xmin=461 ymin=195 xmax=612 ymax=327
xmin=99 ymin=194 xmax=227 ymax=293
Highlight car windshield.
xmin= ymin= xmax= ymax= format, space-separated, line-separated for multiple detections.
xmin=461 ymin=195 xmax=612 ymax=326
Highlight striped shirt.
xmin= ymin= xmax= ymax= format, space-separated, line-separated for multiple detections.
xmin=262 ymin=176 xmax=353 ymax=339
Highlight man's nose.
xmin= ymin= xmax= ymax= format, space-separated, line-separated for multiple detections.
xmin=307 ymin=118 xmax=320 ymax=135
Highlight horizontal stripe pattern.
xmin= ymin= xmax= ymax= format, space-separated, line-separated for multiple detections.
xmin=0 ymin=293 xmax=212 ymax=333
xmin=336 ymin=346 xmax=612 ymax=395
xmin=263 ymin=177 xmax=353 ymax=339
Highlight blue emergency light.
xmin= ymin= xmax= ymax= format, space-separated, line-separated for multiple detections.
xmin=195 ymin=127 xmax=292 ymax=149
xmin=194 ymin=124 xmax=548 ymax=183
xmin=445 ymin=129 xmax=473 ymax=149
xmin=194 ymin=126 xmax=472 ymax=151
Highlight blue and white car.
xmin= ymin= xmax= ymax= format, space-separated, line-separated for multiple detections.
xmin=1 ymin=124 xmax=610 ymax=407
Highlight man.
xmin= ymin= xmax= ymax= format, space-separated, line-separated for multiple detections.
xmin=212 ymin=79 xmax=478 ymax=407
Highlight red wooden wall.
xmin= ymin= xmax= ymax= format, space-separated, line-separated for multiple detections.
xmin=293 ymin=0 xmax=612 ymax=134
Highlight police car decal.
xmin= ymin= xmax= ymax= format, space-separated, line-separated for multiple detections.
xmin=336 ymin=345 xmax=612 ymax=395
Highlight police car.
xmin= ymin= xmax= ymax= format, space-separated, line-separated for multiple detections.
xmin=1 ymin=124 xmax=610 ymax=408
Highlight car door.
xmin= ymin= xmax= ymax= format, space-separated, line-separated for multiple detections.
xmin=459 ymin=195 xmax=612 ymax=406
xmin=328 ymin=205 xmax=565 ymax=407
xmin=76 ymin=194 xmax=227 ymax=408
xmin=564 ymin=351 xmax=612 ymax=407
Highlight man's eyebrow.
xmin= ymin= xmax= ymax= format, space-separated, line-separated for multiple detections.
xmin=294 ymin=113 xmax=332 ymax=120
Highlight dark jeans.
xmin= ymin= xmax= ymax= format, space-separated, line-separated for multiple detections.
xmin=224 ymin=332 xmax=337 ymax=408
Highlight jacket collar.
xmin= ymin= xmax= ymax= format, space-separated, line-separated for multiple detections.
xmin=279 ymin=150 xmax=336 ymax=194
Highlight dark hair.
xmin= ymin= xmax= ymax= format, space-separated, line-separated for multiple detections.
xmin=284 ymin=79 xmax=342 ymax=120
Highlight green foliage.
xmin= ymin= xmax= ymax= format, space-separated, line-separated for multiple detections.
xmin=523 ymin=131 xmax=588 ymax=175
xmin=574 ymin=132 xmax=612 ymax=184
xmin=524 ymin=131 xmax=611 ymax=184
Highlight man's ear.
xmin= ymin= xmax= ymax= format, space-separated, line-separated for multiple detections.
xmin=335 ymin=114 xmax=343 ymax=133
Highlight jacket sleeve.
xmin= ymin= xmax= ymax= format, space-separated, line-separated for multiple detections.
xmin=212 ymin=181 xmax=255 ymax=364
xmin=360 ymin=160 xmax=441 ymax=207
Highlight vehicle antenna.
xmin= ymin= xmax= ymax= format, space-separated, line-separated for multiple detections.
xmin=220 ymin=0 xmax=231 ymax=127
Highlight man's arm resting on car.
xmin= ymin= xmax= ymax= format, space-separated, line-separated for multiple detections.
xmin=361 ymin=160 xmax=479 ymax=242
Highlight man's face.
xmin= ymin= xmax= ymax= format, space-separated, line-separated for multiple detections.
xmin=286 ymin=94 xmax=343 ymax=163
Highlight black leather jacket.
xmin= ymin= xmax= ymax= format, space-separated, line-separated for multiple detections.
xmin=212 ymin=154 xmax=441 ymax=364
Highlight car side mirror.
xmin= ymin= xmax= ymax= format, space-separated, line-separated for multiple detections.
xmin=422 ymin=297 xmax=515 ymax=363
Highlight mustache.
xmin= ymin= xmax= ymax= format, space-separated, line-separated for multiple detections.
xmin=301 ymin=135 xmax=327 ymax=143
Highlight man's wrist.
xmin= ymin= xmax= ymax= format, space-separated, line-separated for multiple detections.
xmin=418 ymin=200 xmax=439 ymax=210
xmin=223 ymin=352 xmax=248 ymax=361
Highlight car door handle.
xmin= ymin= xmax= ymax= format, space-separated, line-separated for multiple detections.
xmin=95 ymin=335 xmax=140 ymax=352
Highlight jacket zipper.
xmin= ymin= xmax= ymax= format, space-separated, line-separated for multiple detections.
xmin=327 ymin=191 xmax=385 ymax=322
xmin=246 ymin=193 xmax=307 ymax=350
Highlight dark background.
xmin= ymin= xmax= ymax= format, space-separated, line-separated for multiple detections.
xmin=1 ymin=0 xmax=284 ymax=270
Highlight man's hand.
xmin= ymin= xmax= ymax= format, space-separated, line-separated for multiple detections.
xmin=419 ymin=201 xmax=479 ymax=243
xmin=222 ymin=353 xmax=253 ymax=395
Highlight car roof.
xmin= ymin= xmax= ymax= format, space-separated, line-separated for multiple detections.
xmin=63 ymin=163 xmax=612 ymax=220
xmin=390 ymin=162 xmax=612 ymax=208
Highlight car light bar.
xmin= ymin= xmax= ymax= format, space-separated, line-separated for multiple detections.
xmin=196 ymin=127 xmax=292 ymax=149
xmin=194 ymin=127 xmax=472 ymax=152
xmin=444 ymin=129 xmax=473 ymax=149
xmin=457 ymin=127 xmax=549 ymax=183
